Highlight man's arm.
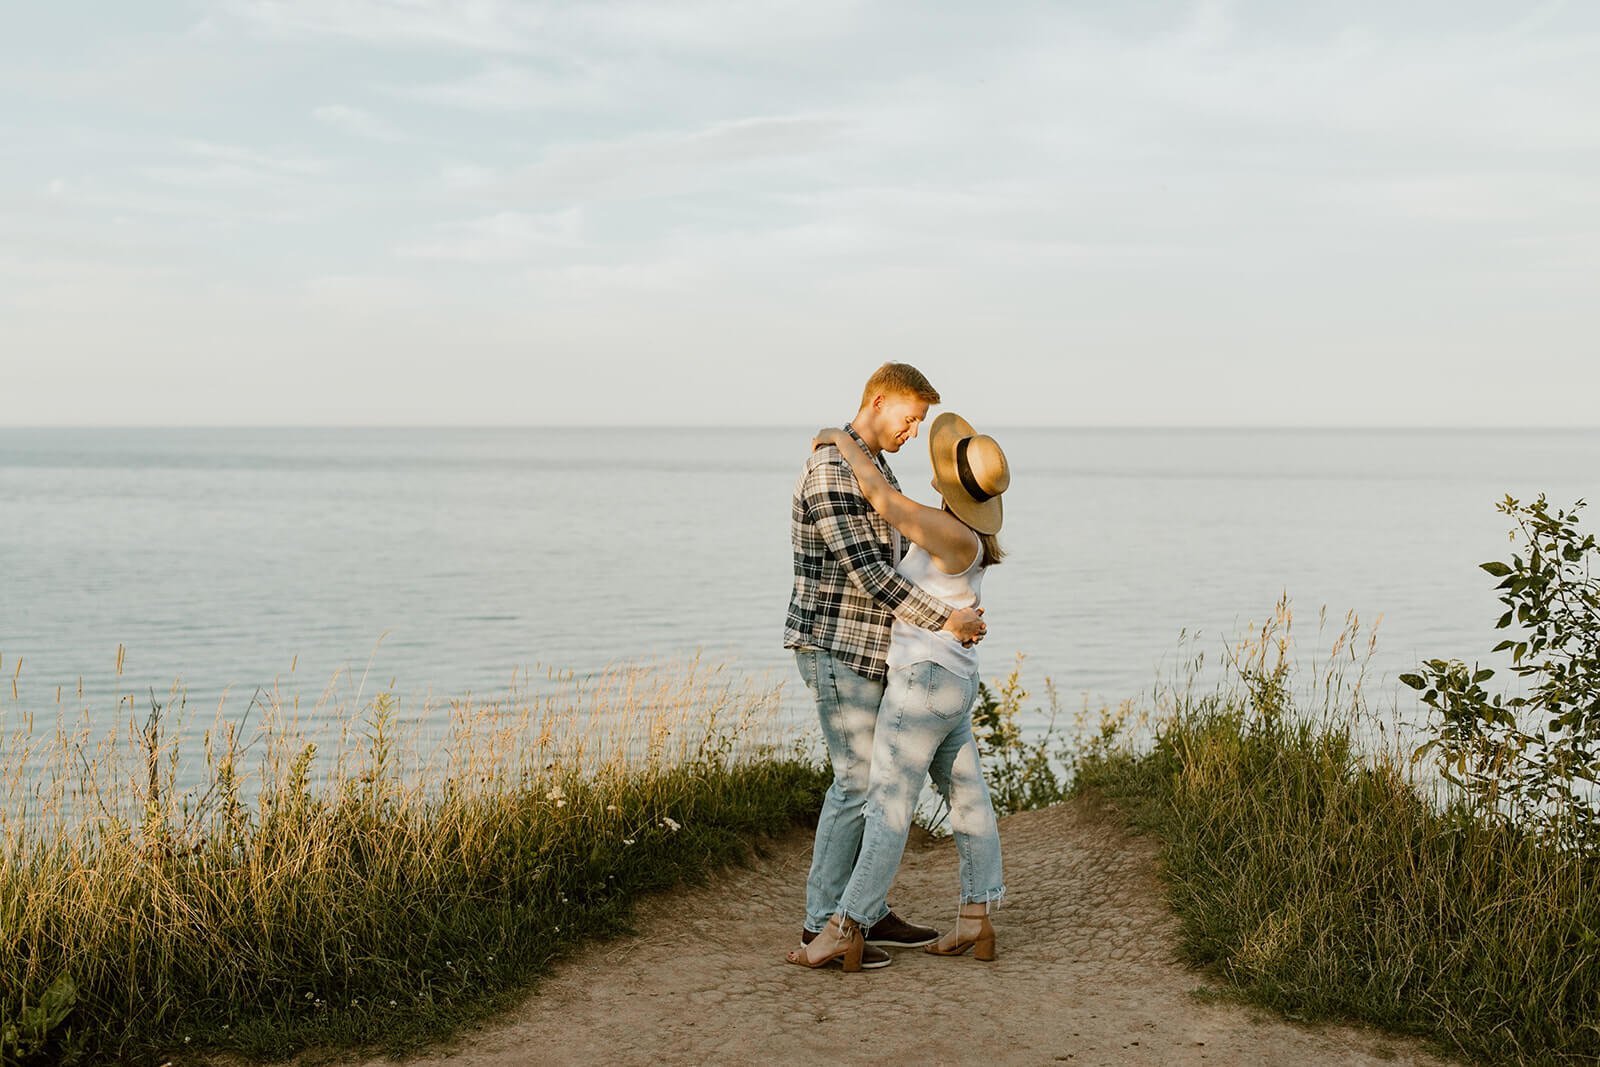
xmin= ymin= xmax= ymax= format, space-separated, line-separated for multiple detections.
xmin=801 ymin=453 xmax=958 ymax=632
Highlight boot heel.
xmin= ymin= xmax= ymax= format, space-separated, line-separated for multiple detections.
xmin=925 ymin=911 xmax=997 ymax=961
xmin=785 ymin=915 xmax=868 ymax=973
xmin=842 ymin=933 xmax=864 ymax=973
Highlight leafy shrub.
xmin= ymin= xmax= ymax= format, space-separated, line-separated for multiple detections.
xmin=919 ymin=655 xmax=1141 ymax=832
xmin=970 ymin=658 xmax=1069 ymax=816
xmin=1404 ymin=495 xmax=1600 ymax=844
xmin=0 ymin=974 xmax=83 ymax=1065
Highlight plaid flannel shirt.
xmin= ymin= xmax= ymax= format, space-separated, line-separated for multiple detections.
xmin=784 ymin=423 xmax=953 ymax=681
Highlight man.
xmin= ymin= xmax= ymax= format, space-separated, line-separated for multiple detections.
xmin=785 ymin=361 xmax=987 ymax=967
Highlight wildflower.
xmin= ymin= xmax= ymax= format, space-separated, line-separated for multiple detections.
xmin=623 ymin=838 xmax=635 ymax=846
xmin=547 ymin=785 xmax=564 ymax=801
xmin=662 ymin=817 xmax=681 ymax=833
xmin=606 ymin=804 xmax=619 ymax=812
xmin=389 ymin=1000 xmax=398 ymax=1007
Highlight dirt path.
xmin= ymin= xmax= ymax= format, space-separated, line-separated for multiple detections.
xmin=353 ymin=800 xmax=1455 ymax=1066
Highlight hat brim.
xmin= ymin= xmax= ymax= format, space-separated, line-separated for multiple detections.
xmin=928 ymin=412 xmax=1003 ymax=535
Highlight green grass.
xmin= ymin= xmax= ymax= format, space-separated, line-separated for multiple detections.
xmin=1072 ymin=610 xmax=1600 ymax=1065
xmin=0 ymin=663 xmax=828 ymax=1064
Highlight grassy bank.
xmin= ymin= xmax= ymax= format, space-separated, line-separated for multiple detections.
xmin=1071 ymin=610 xmax=1600 ymax=1065
xmin=0 ymin=664 xmax=827 ymax=1064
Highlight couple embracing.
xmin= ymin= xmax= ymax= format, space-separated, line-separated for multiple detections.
xmin=783 ymin=362 xmax=1011 ymax=972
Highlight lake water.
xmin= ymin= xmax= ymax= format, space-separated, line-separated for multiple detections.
xmin=3 ymin=427 xmax=1596 ymax=761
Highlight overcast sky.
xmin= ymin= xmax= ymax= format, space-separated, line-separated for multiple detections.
xmin=3 ymin=1 xmax=1597 ymax=426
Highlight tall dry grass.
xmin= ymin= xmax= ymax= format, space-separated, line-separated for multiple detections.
xmin=1074 ymin=602 xmax=1600 ymax=1065
xmin=0 ymin=656 xmax=826 ymax=1063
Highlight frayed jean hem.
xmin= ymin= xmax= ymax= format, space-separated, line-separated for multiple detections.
xmin=836 ymin=903 xmax=892 ymax=929
xmin=961 ymin=886 xmax=1007 ymax=911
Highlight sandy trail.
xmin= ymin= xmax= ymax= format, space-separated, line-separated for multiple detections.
xmin=352 ymin=800 xmax=1455 ymax=1067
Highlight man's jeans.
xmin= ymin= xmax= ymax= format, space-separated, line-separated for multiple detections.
xmin=796 ymin=649 xmax=884 ymax=933
xmin=836 ymin=659 xmax=1005 ymax=928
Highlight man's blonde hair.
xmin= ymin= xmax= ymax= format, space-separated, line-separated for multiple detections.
xmin=859 ymin=362 xmax=940 ymax=409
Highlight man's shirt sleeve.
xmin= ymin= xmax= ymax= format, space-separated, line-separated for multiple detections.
xmin=800 ymin=456 xmax=954 ymax=631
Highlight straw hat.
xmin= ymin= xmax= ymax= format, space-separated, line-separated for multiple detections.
xmin=929 ymin=412 xmax=1009 ymax=535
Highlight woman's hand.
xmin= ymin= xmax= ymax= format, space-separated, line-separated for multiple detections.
xmin=811 ymin=427 xmax=844 ymax=451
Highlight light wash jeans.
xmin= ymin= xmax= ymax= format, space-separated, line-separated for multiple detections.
xmin=795 ymin=650 xmax=888 ymax=933
xmin=836 ymin=659 xmax=1005 ymax=928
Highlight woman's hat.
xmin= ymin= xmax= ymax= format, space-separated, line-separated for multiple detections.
xmin=929 ymin=412 xmax=1009 ymax=535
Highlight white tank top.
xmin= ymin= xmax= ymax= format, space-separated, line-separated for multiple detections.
xmin=885 ymin=542 xmax=985 ymax=678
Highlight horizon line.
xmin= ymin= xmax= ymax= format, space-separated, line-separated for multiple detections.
xmin=2 ymin=423 xmax=1599 ymax=433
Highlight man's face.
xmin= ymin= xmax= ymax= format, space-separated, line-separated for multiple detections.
xmin=875 ymin=394 xmax=930 ymax=453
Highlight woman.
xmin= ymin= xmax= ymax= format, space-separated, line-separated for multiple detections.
xmin=786 ymin=411 xmax=1010 ymax=971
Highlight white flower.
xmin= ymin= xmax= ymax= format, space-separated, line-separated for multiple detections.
xmin=623 ymin=838 xmax=635 ymax=846
xmin=547 ymin=785 xmax=565 ymax=801
xmin=662 ymin=817 xmax=681 ymax=833
xmin=605 ymin=804 xmax=619 ymax=812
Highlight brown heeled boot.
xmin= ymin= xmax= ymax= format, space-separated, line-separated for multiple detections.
xmin=924 ymin=906 xmax=996 ymax=962
xmin=784 ymin=914 xmax=865 ymax=972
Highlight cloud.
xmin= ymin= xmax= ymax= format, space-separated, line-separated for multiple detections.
xmin=12 ymin=2 xmax=1600 ymax=426
xmin=312 ymin=104 xmax=406 ymax=142
xmin=1188 ymin=0 xmax=1239 ymax=48
xmin=464 ymin=115 xmax=850 ymax=201
xmin=395 ymin=62 xmax=612 ymax=113
xmin=395 ymin=209 xmax=584 ymax=263
xmin=140 ymin=140 xmax=327 ymax=191
xmin=524 ymin=259 xmax=702 ymax=294
xmin=1314 ymin=171 xmax=1600 ymax=225
xmin=185 ymin=140 xmax=326 ymax=175
xmin=217 ymin=0 xmax=546 ymax=53
xmin=217 ymin=0 xmax=866 ymax=56
xmin=574 ymin=0 xmax=868 ymax=54
xmin=305 ymin=272 xmax=435 ymax=313
xmin=1000 ymin=9 xmax=1600 ymax=163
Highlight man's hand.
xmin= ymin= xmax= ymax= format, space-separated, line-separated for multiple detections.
xmin=943 ymin=606 xmax=987 ymax=648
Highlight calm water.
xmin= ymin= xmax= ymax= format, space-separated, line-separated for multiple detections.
xmin=3 ymin=427 xmax=1596 ymax=751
